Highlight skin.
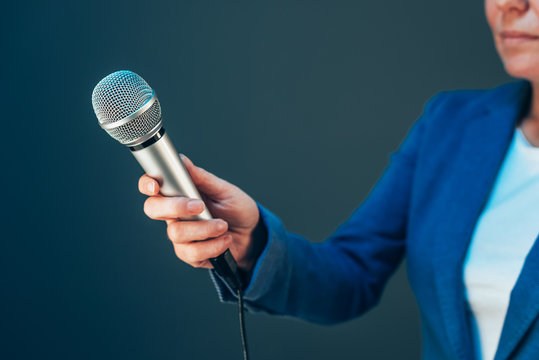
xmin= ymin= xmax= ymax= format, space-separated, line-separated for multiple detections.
xmin=486 ymin=0 xmax=539 ymax=145
xmin=139 ymin=154 xmax=263 ymax=271
xmin=140 ymin=0 xmax=539 ymax=272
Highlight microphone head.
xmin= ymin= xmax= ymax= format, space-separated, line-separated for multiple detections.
xmin=92 ymin=70 xmax=162 ymax=146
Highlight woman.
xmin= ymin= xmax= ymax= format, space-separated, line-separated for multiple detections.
xmin=139 ymin=0 xmax=539 ymax=359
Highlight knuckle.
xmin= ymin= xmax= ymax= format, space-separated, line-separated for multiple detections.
xmin=173 ymin=245 xmax=188 ymax=262
xmin=182 ymin=246 xmax=201 ymax=264
xmin=167 ymin=222 xmax=183 ymax=242
xmin=173 ymin=245 xmax=203 ymax=268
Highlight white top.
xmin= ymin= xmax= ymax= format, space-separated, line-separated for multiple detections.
xmin=463 ymin=127 xmax=539 ymax=360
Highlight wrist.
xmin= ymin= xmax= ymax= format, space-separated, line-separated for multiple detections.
xmin=237 ymin=211 xmax=268 ymax=272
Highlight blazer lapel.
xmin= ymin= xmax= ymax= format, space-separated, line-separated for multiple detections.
xmin=432 ymin=81 xmax=531 ymax=360
xmin=494 ymin=237 xmax=539 ymax=360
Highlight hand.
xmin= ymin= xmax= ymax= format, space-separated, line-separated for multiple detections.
xmin=139 ymin=154 xmax=265 ymax=272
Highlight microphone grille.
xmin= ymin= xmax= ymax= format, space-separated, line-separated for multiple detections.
xmin=92 ymin=70 xmax=162 ymax=145
xmin=92 ymin=70 xmax=153 ymax=124
xmin=106 ymin=99 xmax=162 ymax=144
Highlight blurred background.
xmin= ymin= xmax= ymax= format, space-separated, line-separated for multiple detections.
xmin=3 ymin=0 xmax=512 ymax=359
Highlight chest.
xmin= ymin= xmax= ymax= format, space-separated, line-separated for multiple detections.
xmin=404 ymin=126 xmax=539 ymax=309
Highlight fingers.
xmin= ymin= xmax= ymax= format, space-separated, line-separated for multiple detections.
xmin=138 ymin=156 xmax=236 ymax=269
xmin=180 ymin=154 xmax=233 ymax=199
xmin=167 ymin=219 xmax=229 ymax=243
xmin=139 ymin=174 xmax=160 ymax=196
xmin=172 ymin=233 xmax=233 ymax=268
xmin=139 ymin=155 xmax=233 ymax=201
xmin=144 ymin=196 xmax=205 ymax=220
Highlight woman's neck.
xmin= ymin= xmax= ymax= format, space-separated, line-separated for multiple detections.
xmin=519 ymin=81 xmax=539 ymax=146
xmin=528 ymin=82 xmax=539 ymax=121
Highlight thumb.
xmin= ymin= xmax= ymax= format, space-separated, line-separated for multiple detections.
xmin=180 ymin=154 xmax=234 ymax=200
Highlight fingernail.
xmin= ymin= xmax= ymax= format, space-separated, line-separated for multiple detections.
xmin=187 ymin=199 xmax=204 ymax=212
xmin=147 ymin=182 xmax=155 ymax=193
xmin=215 ymin=220 xmax=227 ymax=231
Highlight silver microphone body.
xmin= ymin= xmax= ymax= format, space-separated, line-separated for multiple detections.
xmin=131 ymin=131 xmax=212 ymax=221
xmin=92 ymin=70 xmax=242 ymax=292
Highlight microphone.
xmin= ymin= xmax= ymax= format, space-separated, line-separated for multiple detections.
xmin=91 ymin=70 xmax=242 ymax=292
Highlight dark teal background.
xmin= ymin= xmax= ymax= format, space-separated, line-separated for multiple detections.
xmin=3 ymin=1 xmax=512 ymax=359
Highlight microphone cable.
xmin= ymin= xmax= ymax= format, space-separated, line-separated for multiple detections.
xmin=210 ymin=252 xmax=249 ymax=360
xmin=237 ymin=288 xmax=249 ymax=360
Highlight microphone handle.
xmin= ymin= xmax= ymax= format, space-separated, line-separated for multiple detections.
xmin=130 ymin=129 xmax=242 ymax=291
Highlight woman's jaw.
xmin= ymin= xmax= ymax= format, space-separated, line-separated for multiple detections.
xmin=486 ymin=0 xmax=539 ymax=81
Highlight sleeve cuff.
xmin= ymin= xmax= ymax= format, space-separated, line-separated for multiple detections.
xmin=209 ymin=203 xmax=289 ymax=310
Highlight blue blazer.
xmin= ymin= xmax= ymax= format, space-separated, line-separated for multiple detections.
xmin=211 ymin=80 xmax=539 ymax=359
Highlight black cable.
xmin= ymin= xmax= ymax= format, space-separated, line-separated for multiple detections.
xmin=237 ymin=289 xmax=249 ymax=360
xmin=209 ymin=250 xmax=249 ymax=359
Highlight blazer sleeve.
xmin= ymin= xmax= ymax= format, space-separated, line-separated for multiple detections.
xmin=209 ymin=93 xmax=444 ymax=325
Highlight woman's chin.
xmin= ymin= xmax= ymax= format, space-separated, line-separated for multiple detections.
xmin=502 ymin=58 xmax=539 ymax=80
